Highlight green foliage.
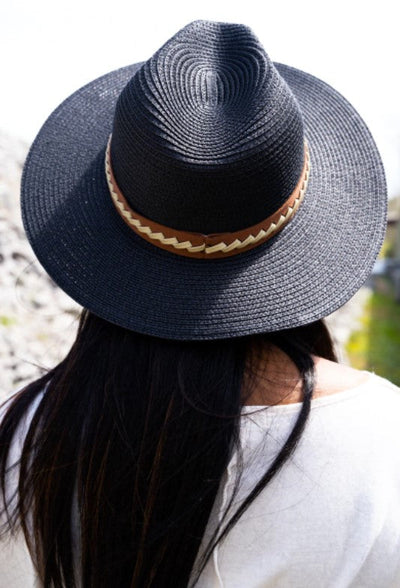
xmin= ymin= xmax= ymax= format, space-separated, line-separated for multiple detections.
xmin=347 ymin=287 xmax=400 ymax=386
xmin=380 ymin=239 xmax=395 ymax=259
xmin=0 ymin=315 xmax=17 ymax=327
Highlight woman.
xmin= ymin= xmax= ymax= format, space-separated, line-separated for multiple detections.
xmin=1 ymin=20 xmax=399 ymax=588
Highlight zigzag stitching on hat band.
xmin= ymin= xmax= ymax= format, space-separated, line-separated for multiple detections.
xmin=105 ymin=136 xmax=310 ymax=258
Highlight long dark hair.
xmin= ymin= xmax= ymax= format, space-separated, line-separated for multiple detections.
xmin=0 ymin=310 xmax=336 ymax=587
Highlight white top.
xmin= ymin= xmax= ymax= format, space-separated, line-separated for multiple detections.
xmin=2 ymin=373 xmax=400 ymax=587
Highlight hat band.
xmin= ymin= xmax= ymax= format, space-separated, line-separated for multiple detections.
xmin=105 ymin=137 xmax=310 ymax=259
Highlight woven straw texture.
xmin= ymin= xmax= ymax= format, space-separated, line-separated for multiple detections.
xmin=21 ymin=22 xmax=387 ymax=340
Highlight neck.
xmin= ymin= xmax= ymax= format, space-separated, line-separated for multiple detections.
xmin=242 ymin=344 xmax=370 ymax=406
xmin=242 ymin=344 xmax=302 ymax=406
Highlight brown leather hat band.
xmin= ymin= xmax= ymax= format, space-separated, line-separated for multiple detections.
xmin=105 ymin=136 xmax=310 ymax=259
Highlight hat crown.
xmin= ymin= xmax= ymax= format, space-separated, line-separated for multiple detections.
xmin=110 ymin=20 xmax=305 ymax=233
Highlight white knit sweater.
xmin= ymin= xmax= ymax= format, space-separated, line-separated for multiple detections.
xmin=2 ymin=373 xmax=400 ymax=587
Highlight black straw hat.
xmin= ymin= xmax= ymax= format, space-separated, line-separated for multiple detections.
xmin=21 ymin=20 xmax=387 ymax=339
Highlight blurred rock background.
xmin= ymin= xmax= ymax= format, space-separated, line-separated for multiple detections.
xmin=0 ymin=133 xmax=80 ymax=399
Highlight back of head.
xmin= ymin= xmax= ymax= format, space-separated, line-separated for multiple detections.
xmin=2 ymin=19 xmax=386 ymax=588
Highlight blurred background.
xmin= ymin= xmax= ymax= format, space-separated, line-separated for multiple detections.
xmin=1 ymin=0 xmax=399 ymax=396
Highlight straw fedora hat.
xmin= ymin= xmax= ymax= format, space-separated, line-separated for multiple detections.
xmin=21 ymin=20 xmax=387 ymax=339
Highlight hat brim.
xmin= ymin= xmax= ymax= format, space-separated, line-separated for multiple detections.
xmin=21 ymin=62 xmax=387 ymax=339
